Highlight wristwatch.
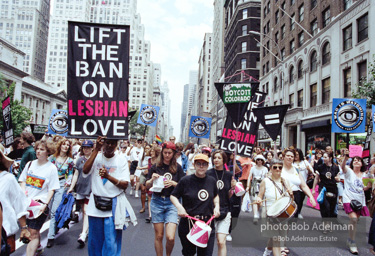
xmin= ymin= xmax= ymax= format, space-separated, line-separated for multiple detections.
xmin=21 ymin=225 xmax=28 ymax=230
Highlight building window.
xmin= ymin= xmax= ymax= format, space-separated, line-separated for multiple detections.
xmin=297 ymin=90 xmax=303 ymax=107
xmin=322 ymin=7 xmax=330 ymax=28
xmin=322 ymin=42 xmax=330 ymax=65
xmin=310 ymin=51 xmax=317 ymax=72
xmin=266 ymin=61 xmax=270 ymax=72
xmin=242 ymin=42 xmax=247 ymax=52
xmin=343 ymin=25 xmax=352 ymax=51
xmin=310 ymin=83 xmax=317 ymax=107
xmin=274 ymin=77 xmax=278 ymax=92
xmin=298 ymin=32 xmax=304 ymax=47
xmin=289 ymin=93 xmax=294 ymax=108
xmin=357 ymin=13 xmax=368 ymax=43
xmin=299 ymin=4 xmax=304 ymax=22
xmin=311 ymin=19 xmax=318 ymax=36
xmin=322 ymin=77 xmax=330 ymax=104
xmin=358 ymin=61 xmax=367 ymax=85
xmin=290 ymin=14 xmax=295 ymax=31
xmin=343 ymin=68 xmax=352 ymax=97
xmin=275 ymin=10 xmax=279 ymax=24
xmin=281 ymin=48 xmax=285 ymax=60
xmin=281 ymin=2 xmax=286 ymax=16
xmin=275 ymin=32 xmax=279 ymax=44
xmin=243 ymin=9 xmax=248 ymax=19
xmin=241 ymin=59 xmax=246 ymax=70
xmin=281 ymin=25 xmax=285 ymax=39
xmin=289 ymin=65 xmax=295 ymax=83
xmin=290 ymin=40 xmax=295 ymax=54
xmin=242 ymin=25 xmax=247 ymax=36
xmin=290 ymin=0 xmax=295 ymax=5
xmin=344 ymin=0 xmax=353 ymax=10
xmin=311 ymin=0 xmax=317 ymax=9
xmin=298 ymin=60 xmax=304 ymax=78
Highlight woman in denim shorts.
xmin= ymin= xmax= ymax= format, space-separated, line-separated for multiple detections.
xmin=146 ymin=142 xmax=185 ymax=256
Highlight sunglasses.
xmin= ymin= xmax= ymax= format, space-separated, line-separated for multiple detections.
xmin=272 ymin=165 xmax=283 ymax=170
xmin=195 ymin=162 xmax=209 ymax=167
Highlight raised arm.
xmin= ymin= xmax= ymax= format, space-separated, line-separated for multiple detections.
xmin=83 ymin=136 xmax=104 ymax=174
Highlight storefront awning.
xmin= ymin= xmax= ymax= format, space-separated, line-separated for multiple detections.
xmin=301 ymin=119 xmax=330 ymax=130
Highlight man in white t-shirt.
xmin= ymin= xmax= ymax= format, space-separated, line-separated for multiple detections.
xmin=127 ymin=139 xmax=144 ymax=195
xmin=83 ymin=137 xmax=130 ymax=256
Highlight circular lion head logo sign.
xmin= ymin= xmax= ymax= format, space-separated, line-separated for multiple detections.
xmin=217 ymin=180 xmax=224 ymax=190
xmin=164 ymin=173 xmax=172 ymax=181
xmin=49 ymin=110 xmax=68 ymax=135
xmin=198 ymin=189 xmax=209 ymax=201
xmin=140 ymin=105 xmax=158 ymax=125
xmin=190 ymin=118 xmax=210 ymax=137
xmin=333 ymin=101 xmax=364 ymax=131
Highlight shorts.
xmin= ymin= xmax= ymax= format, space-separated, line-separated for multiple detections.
xmin=76 ymin=193 xmax=90 ymax=201
xmin=215 ymin=212 xmax=231 ymax=234
xmin=139 ymin=173 xmax=147 ymax=185
xmin=130 ymin=161 xmax=138 ymax=175
xmin=150 ymin=194 xmax=178 ymax=224
xmin=134 ymin=169 xmax=142 ymax=177
xmin=27 ymin=206 xmax=49 ymax=230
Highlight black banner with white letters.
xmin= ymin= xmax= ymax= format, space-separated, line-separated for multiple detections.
xmin=67 ymin=21 xmax=129 ymax=139
xmin=220 ymin=91 xmax=266 ymax=157
xmin=2 ymin=96 xmax=14 ymax=147
xmin=252 ymin=105 xmax=290 ymax=141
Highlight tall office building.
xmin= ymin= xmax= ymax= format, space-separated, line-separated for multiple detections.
xmin=180 ymin=84 xmax=189 ymax=141
xmin=160 ymin=81 xmax=171 ymax=139
xmin=0 ymin=0 xmax=50 ymax=80
xmin=259 ymin=0 xmax=374 ymax=151
xmin=45 ymin=0 xmax=91 ymax=88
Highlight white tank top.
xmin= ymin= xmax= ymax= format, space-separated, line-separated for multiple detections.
xmin=281 ymin=167 xmax=302 ymax=192
xmin=264 ymin=178 xmax=285 ymax=208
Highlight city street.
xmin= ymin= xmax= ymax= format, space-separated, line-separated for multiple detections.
xmin=11 ymin=187 xmax=373 ymax=256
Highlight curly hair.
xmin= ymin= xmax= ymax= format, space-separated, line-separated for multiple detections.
xmin=53 ymin=138 xmax=72 ymax=158
xmin=35 ymin=140 xmax=53 ymax=155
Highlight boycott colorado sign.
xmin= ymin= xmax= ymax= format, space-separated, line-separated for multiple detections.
xmin=223 ymin=84 xmax=252 ymax=104
xmin=67 ymin=22 xmax=129 ymax=138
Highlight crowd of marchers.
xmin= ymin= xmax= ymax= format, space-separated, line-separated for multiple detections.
xmin=1 ymin=132 xmax=375 ymax=256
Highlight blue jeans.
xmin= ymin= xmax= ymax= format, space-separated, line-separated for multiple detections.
xmin=47 ymin=179 xmax=66 ymax=239
xmin=88 ymin=216 xmax=122 ymax=256
xmin=150 ymin=194 xmax=178 ymax=224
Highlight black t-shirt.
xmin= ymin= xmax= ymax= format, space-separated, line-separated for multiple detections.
xmin=172 ymin=174 xmax=218 ymax=216
xmin=147 ymin=163 xmax=185 ymax=197
xmin=206 ymin=168 xmax=232 ymax=211
xmin=316 ymin=164 xmax=339 ymax=193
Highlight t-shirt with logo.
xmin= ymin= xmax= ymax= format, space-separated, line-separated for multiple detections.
xmin=172 ymin=174 xmax=218 ymax=217
xmin=343 ymin=167 xmax=366 ymax=205
xmin=19 ymin=160 xmax=60 ymax=204
xmin=316 ymin=163 xmax=339 ymax=194
xmin=83 ymin=152 xmax=130 ymax=218
xmin=206 ymin=168 xmax=232 ymax=212
xmin=129 ymin=147 xmax=144 ymax=162
xmin=147 ymin=163 xmax=184 ymax=197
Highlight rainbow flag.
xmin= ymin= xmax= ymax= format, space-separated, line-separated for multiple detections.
xmin=155 ymin=135 xmax=162 ymax=144
xmin=309 ymin=146 xmax=313 ymax=159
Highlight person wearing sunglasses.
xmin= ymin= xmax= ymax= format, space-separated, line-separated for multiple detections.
xmin=256 ymin=158 xmax=293 ymax=256
xmin=246 ymin=154 xmax=268 ymax=223
xmin=171 ymin=154 xmax=220 ymax=256
xmin=146 ymin=142 xmax=185 ymax=256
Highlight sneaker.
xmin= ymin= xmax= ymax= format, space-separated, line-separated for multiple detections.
xmin=71 ymin=211 xmax=79 ymax=223
xmin=347 ymin=239 xmax=358 ymax=255
xmin=129 ymin=187 xmax=133 ymax=195
xmin=226 ymin=234 xmax=232 ymax=242
xmin=35 ymin=244 xmax=44 ymax=256
xmin=135 ymin=191 xmax=139 ymax=198
xmin=78 ymin=233 xmax=87 ymax=247
xmin=298 ymin=214 xmax=304 ymax=219
xmin=263 ymin=247 xmax=272 ymax=256
xmin=46 ymin=239 xmax=54 ymax=248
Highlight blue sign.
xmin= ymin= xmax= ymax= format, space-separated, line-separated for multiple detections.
xmin=48 ymin=109 xmax=68 ymax=136
xmin=189 ymin=116 xmax=212 ymax=139
xmin=332 ymin=98 xmax=367 ymax=133
xmin=372 ymin=105 xmax=375 ymax=131
xmin=137 ymin=104 xmax=160 ymax=127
